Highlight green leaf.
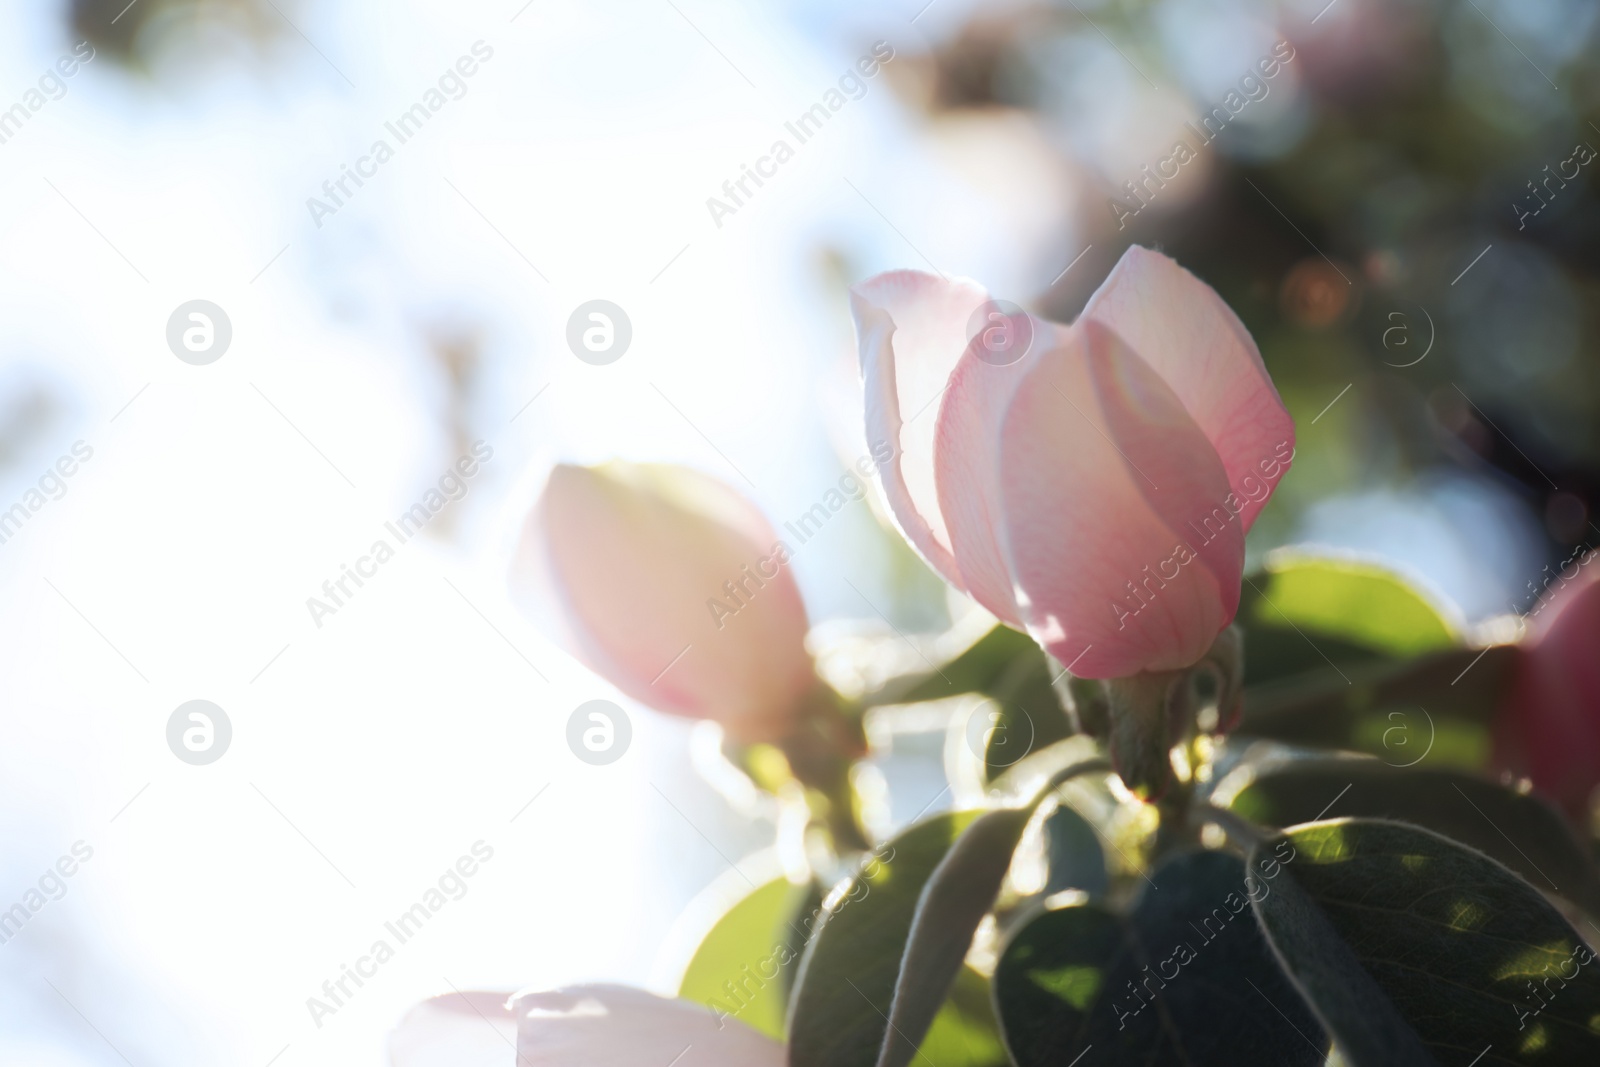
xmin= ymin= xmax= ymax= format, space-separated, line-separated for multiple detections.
xmin=995 ymin=849 xmax=1326 ymax=1066
xmin=872 ymin=624 xmax=1043 ymax=706
xmin=675 ymin=875 xmax=815 ymax=1040
xmin=788 ymin=811 xmax=983 ymax=1067
xmin=1041 ymin=802 xmax=1108 ymax=899
xmin=877 ymin=808 xmax=1033 ymax=1067
xmin=790 ymin=752 xmax=1112 ymax=1067
xmin=983 ymin=653 xmax=1074 ymax=784
xmin=1252 ymin=819 xmax=1600 ymax=1066
xmin=919 ymin=966 xmax=1009 ymax=1067
xmin=988 ymin=735 xmax=1107 ymax=805
xmin=1238 ymin=644 xmax=1514 ymax=766
xmin=1225 ymin=760 xmax=1600 ymax=920
xmin=1240 ymin=551 xmax=1462 ymax=688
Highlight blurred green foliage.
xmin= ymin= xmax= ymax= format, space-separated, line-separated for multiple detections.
xmin=909 ymin=0 xmax=1600 ymax=575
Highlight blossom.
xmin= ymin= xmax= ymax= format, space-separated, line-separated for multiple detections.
xmin=511 ymin=462 xmax=819 ymax=742
xmin=852 ymin=245 xmax=1294 ymax=678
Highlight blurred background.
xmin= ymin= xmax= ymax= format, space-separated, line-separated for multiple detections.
xmin=0 ymin=0 xmax=1596 ymax=1062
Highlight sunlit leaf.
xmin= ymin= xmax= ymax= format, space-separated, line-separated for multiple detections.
xmin=877 ymin=807 xmax=1033 ymax=1067
xmin=1225 ymin=761 xmax=1600 ymax=919
xmin=788 ymin=811 xmax=984 ymax=1067
xmin=787 ymin=762 xmax=1116 ymax=1067
xmin=1240 ymin=551 xmax=1462 ymax=687
xmin=1252 ymin=819 xmax=1600 ymax=1066
xmin=918 ymin=966 xmax=1009 ymax=1067
xmin=676 ymin=876 xmax=816 ymax=1040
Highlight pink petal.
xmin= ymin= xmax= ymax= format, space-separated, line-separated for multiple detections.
xmin=510 ymin=463 xmax=815 ymax=742
xmin=388 ymin=991 xmax=518 ymax=1067
xmin=1082 ymin=246 xmax=1296 ymax=530
xmin=933 ymin=315 xmax=1069 ymax=628
xmin=512 ymin=985 xmax=784 ymax=1067
xmin=996 ymin=321 xmax=1244 ymax=678
xmin=1498 ymin=565 xmax=1600 ymax=816
xmin=850 ymin=271 xmax=993 ymax=592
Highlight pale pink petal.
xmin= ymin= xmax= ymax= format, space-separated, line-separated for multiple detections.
xmin=388 ymin=991 xmax=518 ymax=1067
xmin=997 ymin=321 xmax=1244 ymax=678
xmin=513 ymin=985 xmax=784 ymax=1067
xmin=850 ymin=271 xmax=992 ymax=591
xmin=932 ymin=315 xmax=1070 ymax=628
xmin=1082 ymin=246 xmax=1296 ymax=530
xmin=510 ymin=463 xmax=816 ymax=742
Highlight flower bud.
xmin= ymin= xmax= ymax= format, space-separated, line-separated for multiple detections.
xmin=511 ymin=462 xmax=818 ymax=743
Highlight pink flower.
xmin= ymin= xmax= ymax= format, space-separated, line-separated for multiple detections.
xmin=1495 ymin=562 xmax=1600 ymax=818
xmin=852 ymin=245 xmax=1294 ymax=678
xmin=389 ymin=986 xmax=784 ymax=1067
xmin=511 ymin=462 xmax=819 ymax=743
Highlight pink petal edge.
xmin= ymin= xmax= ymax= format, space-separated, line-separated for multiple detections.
xmin=1082 ymin=246 xmax=1296 ymax=532
xmin=850 ymin=270 xmax=993 ymax=593
xmin=512 ymin=984 xmax=785 ymax=1067
xmin=388 ymin=991 xmax=518 ymax=1067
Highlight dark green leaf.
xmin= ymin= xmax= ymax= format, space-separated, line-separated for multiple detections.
xmin=788 ymin=811 xmax=982 ymax=1067
xmin=1042 ymin=802 xmax=1108 ymax=899
xmin=1252 ymin=819 xmax=1600 ymax=1066
xmin=1226 ymin=760 xmax=1600 ymax=920
xmin=877 ymin=808 xmax=1033 ymax=1067
xmin=995 ymin=850 xmax=1326 ymax=1066
xmin=790 ymin=746 xmax=1114 ymax=1067
xmin=872 ymin=624 xmax=1043 ymax=706
xmin=983 ymin=653 xmax=1074 ymax=783
xmin=1238 ymin=645 xmax=1514 ymax=766
xmin=779 ymin=880 xmax=827 ymax=1005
